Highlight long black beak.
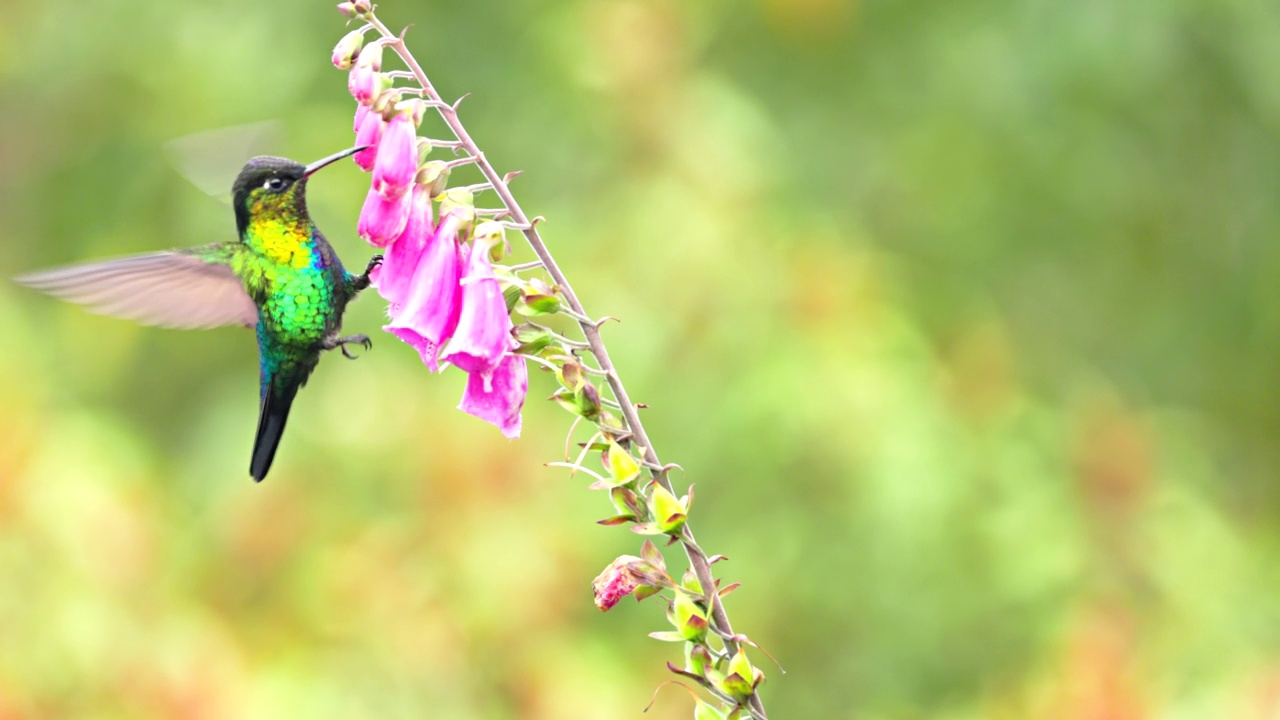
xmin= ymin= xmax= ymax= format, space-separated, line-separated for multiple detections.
xmin=304 ymin=145 xmax=367 ymax=176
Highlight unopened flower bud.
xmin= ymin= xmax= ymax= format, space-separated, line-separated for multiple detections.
xmin=331 ymin=29 xmax=365 ymax=70
xmin=336 ymin=2 xmax=358 ymax=17
xmin=437 ymin=188 xmax=475 ymax=223
xmin=416 ymin=160 xmax=452 ymax=198
xmin=650 ymin=485 xmax=688 ymax=534
xmin=717 ymin=650 xmax=759 ymax=700
xmin=671 ymin=591 xmax=708 ymax=642
xmin=685 ymin=641 xmax=713 ymax=677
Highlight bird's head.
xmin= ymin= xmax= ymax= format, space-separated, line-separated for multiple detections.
xmin=231 ymin=147 xmax=365 ymax=236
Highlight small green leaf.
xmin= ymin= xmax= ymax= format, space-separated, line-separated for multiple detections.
xmin=649 ymin=631 xmax=686 ymax=643
xmin=694 ymin=700 xmax=728 ymax=720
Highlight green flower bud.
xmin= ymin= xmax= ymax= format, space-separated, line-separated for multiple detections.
xmin=651 ymin=484 xmax=688 ymax=534
xmin=606 ymin=441 xmax=640 ymax=484
xmin=416 ymin=160 xmax=452 ymax=199
xmin=512 ymin=322 xmax=553 ymax=354
xmin=717 ymin=650 xmax=757 ymax=700
xmin=685 ymin=641 xmax=712 ymax=677
xmin=671 ymin=591 xmax=708 ymax=642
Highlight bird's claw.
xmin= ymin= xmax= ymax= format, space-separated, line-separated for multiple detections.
xmin=351 ymin=255 xmax=384 ymax=292
xmin=325 ymin=333 xmax=372 ymax=359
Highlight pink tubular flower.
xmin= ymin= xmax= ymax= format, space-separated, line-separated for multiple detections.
xmin=353 ymin=107 xmax=384 ymax=171
xmin=372 ymin=184 xmax=434 ymax=310
xmin=347 ymin=42 xmax=382 ymax=104
xmin=440 ymin=240 xmax=511 ymax=378
xmin=459 ymin=352 xmax=526 ymax=438
xmin=357 ymin=185 xmax=412 ymax=247
xmin=384 ymin=211 xmax=464 ymax=371
xmin=347 ymin=63 xmax=378 ymax=104
xmin=372 ymin=109 xmax=418 ymax=200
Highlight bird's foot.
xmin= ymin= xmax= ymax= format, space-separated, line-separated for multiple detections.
xmin=322 ymin=333 xmax=372 ymax=359
xmin=351 ymin=254 xmax=383 ymax=292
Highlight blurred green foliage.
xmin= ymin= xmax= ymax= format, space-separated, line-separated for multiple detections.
xmin=1 ymin=0 xmax=1278 ymax=717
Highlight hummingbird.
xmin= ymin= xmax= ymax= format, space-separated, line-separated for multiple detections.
xmin=16 ymin=146 xmax=381 ymax=482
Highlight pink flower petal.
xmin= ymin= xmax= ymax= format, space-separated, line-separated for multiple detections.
xmin=440 ymin=240 xmax=510 ymax=377
xmin=458 ymin=352 xmax=527 ymax=438
xmin=384 ymin=211 xmax=464 ymax=372
xmin=372 ymin=184 xmax=434 ymax=309
xmin=357 ymin=185 xmax=412 ymax=247
xmin=372 ymin=110 xmax=418 ymax=200
xmin=353 ymin=108 xmax=384 ymax=171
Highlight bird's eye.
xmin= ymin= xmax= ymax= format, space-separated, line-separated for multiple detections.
xmin=263 ymin=177 xmax=289 ymax=192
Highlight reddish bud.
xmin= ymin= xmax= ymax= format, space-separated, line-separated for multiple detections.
xmin=593 ymin=555 xmax=649 ymax=611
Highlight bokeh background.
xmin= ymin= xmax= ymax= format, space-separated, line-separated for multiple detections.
xmin=1 ymin=0 xmax=1278 ymax=717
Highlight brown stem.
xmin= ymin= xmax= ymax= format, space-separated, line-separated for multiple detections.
xmin=365 ymin=14 xmax=768 ymax=720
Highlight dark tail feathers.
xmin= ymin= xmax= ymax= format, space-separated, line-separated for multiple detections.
xmin=250 ymin=378 xmax=300 ymax=482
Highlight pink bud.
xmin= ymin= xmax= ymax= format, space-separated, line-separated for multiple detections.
xmin=357 ymin=185 xmax=412 ymax=247
xmin=347 ymin=63 xmax=379 ymax=104
xmin=372 ymin=109 xmax=418 ymax=200
xmin=353 ymin=107 xmax=384 ymax=171
xmin=385 ymin=211 xmax=465 ymax=371
xmin=331 ymin=30 xmax=364 ymax=70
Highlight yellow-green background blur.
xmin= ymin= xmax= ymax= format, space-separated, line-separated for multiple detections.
xmin=1 ymin=0 xmax=1277 ymax=718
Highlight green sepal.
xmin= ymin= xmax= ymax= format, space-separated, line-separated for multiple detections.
xmin=515 ymin=293 xmax=562 ymax=316
xmin=610 ymin=487 xmax=646 ymax=518
xmin=503 ymin=285 xmax=522 ymax=313
xmin=649 ymin=631 xmax=686 ymax=643
xmin=512 ymin=322 xmax=553 ymax=354
xmin=596 ymin=514 xmax=637 ymax=526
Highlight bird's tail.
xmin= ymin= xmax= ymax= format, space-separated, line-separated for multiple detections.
xmin=250 ymin=375 xmax=301 ymax=482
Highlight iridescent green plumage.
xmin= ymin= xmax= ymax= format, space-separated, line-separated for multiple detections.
xmin=15 ymin=147 xmax=379 ymax=482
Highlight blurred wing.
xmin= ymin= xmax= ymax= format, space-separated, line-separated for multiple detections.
xmin=165 ymin=120 xmax=283 ymax=203
xmin=14 ymin=251 xmax=259 ymax=330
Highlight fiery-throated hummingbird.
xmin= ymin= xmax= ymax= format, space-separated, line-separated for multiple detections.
xmin=16 ymin=146 xmax=381 ymax=482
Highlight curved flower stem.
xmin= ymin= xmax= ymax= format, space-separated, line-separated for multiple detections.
xmin=365 ymin=14 xmax=769 ymax=720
